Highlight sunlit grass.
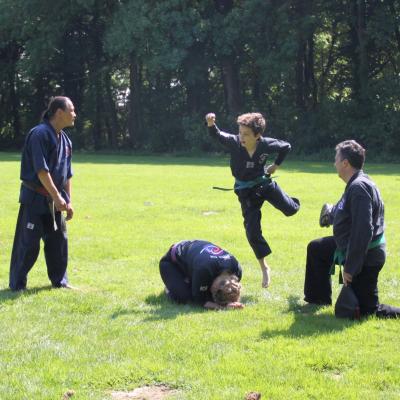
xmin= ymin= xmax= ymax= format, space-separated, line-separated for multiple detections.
xmin=0 ymin=152 xmax=399 ymax=399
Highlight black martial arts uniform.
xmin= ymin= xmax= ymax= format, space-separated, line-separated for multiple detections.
xmin=208 ymin=125 xmax=299 ymax=259
xmin=304 ymin=171 xmax=400 ymax=318
xmin=9 ymin=121 xmax=73 ymax=290
xmin=159 ymin=240 xmax=242 ymax=304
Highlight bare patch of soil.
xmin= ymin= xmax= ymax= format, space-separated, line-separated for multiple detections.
xmin=110 ymin=385 xmax=179 ymax=400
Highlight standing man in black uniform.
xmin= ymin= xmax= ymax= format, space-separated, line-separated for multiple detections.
xmin=304 ymin=140 xmax=400 ymax=318
xmin=9 ymin=96 xmax=76 ymax=291
xmin=159 ymin=240 xmax=243 ymax=310
xmin=206 ymin=112 xmax=300 ymax=288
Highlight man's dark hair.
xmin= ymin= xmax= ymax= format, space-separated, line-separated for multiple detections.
xmin=41 ymin=96 xmax=70 ymax=121
xmin=237 ymin=113 xmax=266 ymax=135
xmin=335 ymin=140 xmax=365 ymax=170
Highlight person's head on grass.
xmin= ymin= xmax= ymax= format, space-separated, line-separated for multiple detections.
xmin=334 ymin=140 xmax=366 ymax=183
xmin=237 ymin=113 xmax=266 ymax=150
xmin=210 ymin=272 xmax=241 ymax=306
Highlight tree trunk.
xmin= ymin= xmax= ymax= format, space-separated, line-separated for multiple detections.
xmin=293 ymin=0 xmax=316 ymax=110
xmin=104 ymin=69 xmax=118 ymax=149
xmin=127 ymin=52 xmax=142 ymax=149
xmin=350 ymin=0 xmax=369 ymax=103
xmin=221 ymin=55 xmax=242 ymax=116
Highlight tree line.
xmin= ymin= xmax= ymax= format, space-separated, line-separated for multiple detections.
xmin=1 ymin=0 xmax=399 ymax=157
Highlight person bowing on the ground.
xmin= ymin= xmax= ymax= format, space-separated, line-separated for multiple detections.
xmin=9 ymin=96 xmax=76 ymax=291
xmin=205 ymin=112 xmax=300 ymax=288
xmin=159 ymin=240 xmax=243 ymax=310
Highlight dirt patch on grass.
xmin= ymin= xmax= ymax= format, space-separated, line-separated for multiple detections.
xmin=110 ymin=385 xmax=179 ymax=399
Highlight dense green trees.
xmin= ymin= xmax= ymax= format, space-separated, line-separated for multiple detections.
xmin=0 ymin=0 xmax=399 ymax=156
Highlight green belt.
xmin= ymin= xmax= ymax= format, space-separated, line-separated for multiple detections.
xmin=331 ymin=233 xmax=385 ymax=283
xmin=234 ymin=175 xmax=272 ymax=190
xmin=212 ymin=174 xmax=273 ymax=191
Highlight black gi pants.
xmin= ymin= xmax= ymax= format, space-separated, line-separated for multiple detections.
xmin=159 ymin=248 xmax=191 ymax=303
xmin=304 ymin=236 xmax=400 ymax=318
xmin=237 ymin=180 xmax=300 ymax=259
xmin=9 ymin=204 xmax=68 ymax=291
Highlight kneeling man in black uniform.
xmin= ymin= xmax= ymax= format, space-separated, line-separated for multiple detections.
xmin=304 ymin=140 xmax=400 ymax=318
xmin=159 ymin=240 xmax=243 ymax=310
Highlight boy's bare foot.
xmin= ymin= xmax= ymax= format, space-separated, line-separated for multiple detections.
xmin=258 ymin=258 xmax=271 ymax=288
xmin=262 ymin=267 xmax=271 ymax=288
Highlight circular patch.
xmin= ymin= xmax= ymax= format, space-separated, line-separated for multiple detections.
xmin=202 ymin=245 xmax=224 ymax=256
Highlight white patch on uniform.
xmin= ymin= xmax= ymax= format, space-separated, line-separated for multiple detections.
xmin=199 ymin=286 xmax=208 ymax=291
xmin=246 ymin=161 xmax=254 ymax=168
xmin=337 ymin=199 xmax=345 ymax=210
xmin=27 ymin=222 xmax=35 ymax=230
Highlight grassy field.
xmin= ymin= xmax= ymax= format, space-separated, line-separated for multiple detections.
xmin=0 ymin=152 xmax=400 ymax=400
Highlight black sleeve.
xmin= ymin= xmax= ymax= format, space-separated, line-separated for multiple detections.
xmin=344 ymin=185 xmax=374 ymax=276
xmin=208 ymin=125 xmax=237 ymax=151
xmin=191 ymin=268 xmax=213 ymax=305
xmin=262 ymin=137 xmax=291 ymax=165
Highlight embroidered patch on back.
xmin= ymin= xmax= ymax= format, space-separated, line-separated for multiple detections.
xmin=200 ymin=245 xmax=224 ymax=256
xmin=27 ymin=223 xmax=35 ymax=230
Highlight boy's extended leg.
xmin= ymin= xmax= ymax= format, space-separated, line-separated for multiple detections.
xmin=304 ymin=236 xmax=336 ymax=305
xmin=239 ymin=196 xmax=272 ymax=288
xmin=256 ymin=180 xmax=300 ymax=216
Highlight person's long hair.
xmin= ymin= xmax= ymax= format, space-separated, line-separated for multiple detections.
xmin=41 ymin=96 xmax=70 ymax=121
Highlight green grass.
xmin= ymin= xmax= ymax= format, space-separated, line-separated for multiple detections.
xmin=0 ymin=152 xmax=400 ymax=400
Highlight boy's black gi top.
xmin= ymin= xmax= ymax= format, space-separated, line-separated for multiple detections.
xmin=333 ymin=170 xmax=385 ymax=277
xmin=173 ymin=240 xmax=242 ymax=304
xmin=208 ymin=125 xmax=291 ymax=181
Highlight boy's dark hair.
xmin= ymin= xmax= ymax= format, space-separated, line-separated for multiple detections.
xmin=212 ymin=274 xmax=241 ymax=305
xmin=237 ymin=113 xmax=266 ymax=135
xmin=41 ymin=96 xmax=70 ymax=121
xmin=335 ymin=140 xmax=365 ymax=170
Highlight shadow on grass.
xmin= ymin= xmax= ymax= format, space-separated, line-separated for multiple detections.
xmin=110 ymin=292 xmax=206 ymax=321
xmin=261 ymin=295 xmax=363 ymax=339
xmin=0 ymin=285 xmax=53 ymax=303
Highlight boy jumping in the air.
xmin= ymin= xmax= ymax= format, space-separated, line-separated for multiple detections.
xmin=206 ymin=112 xmax=300 ymax=288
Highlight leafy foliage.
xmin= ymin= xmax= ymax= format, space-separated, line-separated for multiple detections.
xmin=0 ymin=0 xmax=399 ymax=156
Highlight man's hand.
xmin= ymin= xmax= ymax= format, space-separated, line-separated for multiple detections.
xmin=205 ymin=113 xmax=216 ymax=127
xmin=66 ymin=203 xmax=74 ymax=221
xmin=343 ymin=271 xmax=353 ymax=286
xmin=265 ymin=163 xmax=278 ymax=175
xmin=53 ymin=193 xmax=67 ymax=212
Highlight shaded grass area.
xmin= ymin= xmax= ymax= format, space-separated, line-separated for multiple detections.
xmin=0 ymin=153 xmax=400 ymax=399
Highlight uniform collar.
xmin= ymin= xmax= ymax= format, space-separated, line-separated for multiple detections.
xmin=345 ymin=169 xmax=363 ymax=190
xmin=43 ymin=120 xmax=63 ymax=142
